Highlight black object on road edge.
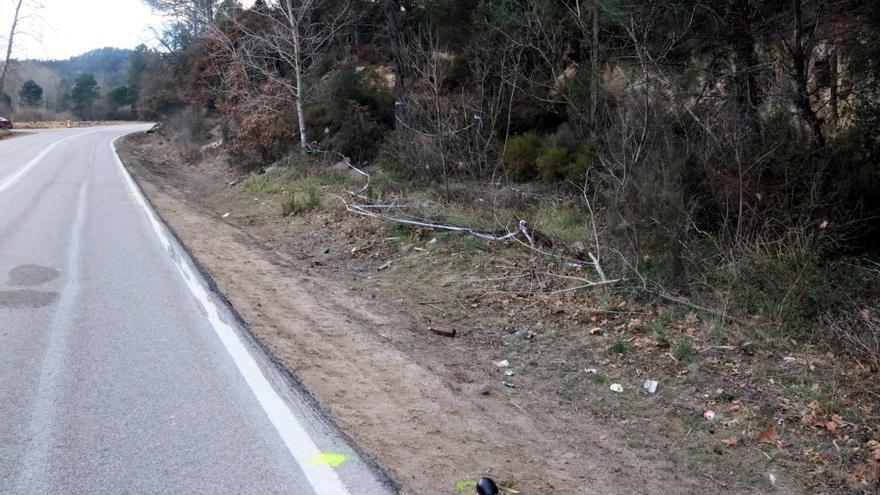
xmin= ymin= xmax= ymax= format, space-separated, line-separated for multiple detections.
xmin=476 ymin=477 xmax=499 ymax=495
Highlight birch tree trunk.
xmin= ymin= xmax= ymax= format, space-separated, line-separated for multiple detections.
xmin=286 ymin=0 xmax=308 ymax=150
xmin=590 ymin=0 xmax=599 ymax=136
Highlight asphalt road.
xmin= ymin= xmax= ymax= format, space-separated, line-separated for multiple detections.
xmin=0 ymin=126 xmax=396 ymax=494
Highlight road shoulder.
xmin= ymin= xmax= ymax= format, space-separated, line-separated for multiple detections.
xmin=117 ymin=132 xmax=790 ymax=495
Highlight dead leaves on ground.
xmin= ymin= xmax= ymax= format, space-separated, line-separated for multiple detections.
xmin=757 ymin=424 xmax=780 ymax=444
xmin=803 ymin=401 xmax=846 ymax=436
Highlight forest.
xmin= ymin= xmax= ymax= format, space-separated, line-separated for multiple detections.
xmin=130 ymin=0 xmax=879 ymax=353
xmin=0 ymin=47 xmax=135 ymax=120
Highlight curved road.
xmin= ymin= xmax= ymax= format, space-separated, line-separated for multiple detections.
xmin=0 ymin=126 xmax=396 ymax=494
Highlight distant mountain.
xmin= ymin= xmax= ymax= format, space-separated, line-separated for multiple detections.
xmin=45 ymin=47 xmax=134 ymax=88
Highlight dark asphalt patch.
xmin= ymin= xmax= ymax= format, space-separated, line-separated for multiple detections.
xmin=8 ymin=265 xmax=60 ymax=286
xmin=0 ymin=290 xmax=59 ymax=309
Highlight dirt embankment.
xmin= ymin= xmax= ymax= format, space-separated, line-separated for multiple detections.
xmin=116 ymin=130 xmax=875 ymax=494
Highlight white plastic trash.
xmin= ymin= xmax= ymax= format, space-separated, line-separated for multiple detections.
xmin=643 ymin=379 xmax=659 ymax=394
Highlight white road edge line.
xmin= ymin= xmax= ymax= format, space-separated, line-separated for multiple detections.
xmin=0 ymin=132 xmax=84 ymax=193
xmin=110 ymin=135 xmax=352 ymax=495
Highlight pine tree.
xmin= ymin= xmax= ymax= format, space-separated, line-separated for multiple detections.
xmin=71 ymin=72 xmax=100 ymax=120
xmin=18 ymin=79 xmax=43 ymax=107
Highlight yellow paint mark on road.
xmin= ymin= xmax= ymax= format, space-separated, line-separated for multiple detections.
xmin=306 ymin=453 xmax=348 ymax=468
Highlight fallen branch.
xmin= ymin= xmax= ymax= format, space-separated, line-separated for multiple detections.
xmin=346 ymin=202 xmax=534 ymax=242
xmin=657 ymin=292 xmax=752 ymax=326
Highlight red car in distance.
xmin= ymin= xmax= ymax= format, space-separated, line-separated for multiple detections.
xmin=0 ymin=115 xmax=12 ymax=129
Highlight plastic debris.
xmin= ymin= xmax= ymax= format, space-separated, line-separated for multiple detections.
xmin=428 ymin=237 xmax=438 ymax=244
xmin=222 ymin=212 xmax=230 ymax=218
xmin=476 ymin=477 xmax=499 ymax=495
xmin=609 ymin=383 xmax=624 ymax=393
xmin=504 ymin=369 xmax=515 ymax=377
xmin=306 ymin=453 xmax=348 ymax=467
xmin=502 ymin=381 xmax=516 ymax=388
xmin=494 ymin=359 xmax=510 ymax=368
xmin=583 ymin=368 xmax=598 ymax=374
xmin=703 ymin=409 xmax=716 ymax=421
xmin=643 ymin=379 xmax=659 ymax=394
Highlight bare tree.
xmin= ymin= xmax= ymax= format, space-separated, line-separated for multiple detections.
xmin=782 ymin=0 xmax=825 ymax=148
xmin=207 ymin=0 xmax=351 ymax=150
xmin=144 ymin=0 xmax=218 ymax=37
xmin=0 ymin=0 xmax=25 ymax=99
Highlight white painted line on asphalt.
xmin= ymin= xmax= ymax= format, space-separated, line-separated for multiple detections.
xmin=110 ymin=136 xmax=352 ymax=495
xmin=0 ymin=132 xmax=83 ymax=193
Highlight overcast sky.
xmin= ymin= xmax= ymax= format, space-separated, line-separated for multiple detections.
xmin=1 ymin=0 xmax=165 ymax=60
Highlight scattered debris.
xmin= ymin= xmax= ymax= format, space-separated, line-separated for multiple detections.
xmin=703 ymin=410 xmax=716 ymax=421
xmin=502 ymin=381 xmax=517 ymax=388
xmin=504 ymin=369 xmax=515 ymax=377
xmin=609 ymin=383 xmax=624 ymax=393
xmin=377 ymin=260 xmax=393 ymax=271
xmin=494 ymin=359 xmax=510 ymax=368
xmin=222 ymin=212 xmax=230 ymax=218
xmin=428 ymin=237 xmax=438 ymax=245
xmin=583 ymin=368 xmax=598 ymax=374
xmin=643 ymin=379 xmax=659 ymax=394
xmin=429 ymin=326 xmax=456 ymax=338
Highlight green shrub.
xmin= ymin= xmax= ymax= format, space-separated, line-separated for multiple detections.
xmin=673 ymin=339 xmax=696 ymax=363
xmin=281 ymin=188 xmax=320 ymax=216
xmin=536 ymin=145 xmax=570 ymax=181
xmin=502 ymin=132 xmax=542 ymax=182
xmin=565 ymin=141 xmax=598 ymax=184
xmin=610 ymin=338 xmax=629 ymax=355
xmin=305 ymin=66 xmax=394 ymax=164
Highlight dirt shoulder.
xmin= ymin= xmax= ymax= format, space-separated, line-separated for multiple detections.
xmin=117 ymin=130 xmax=876 ymax=494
